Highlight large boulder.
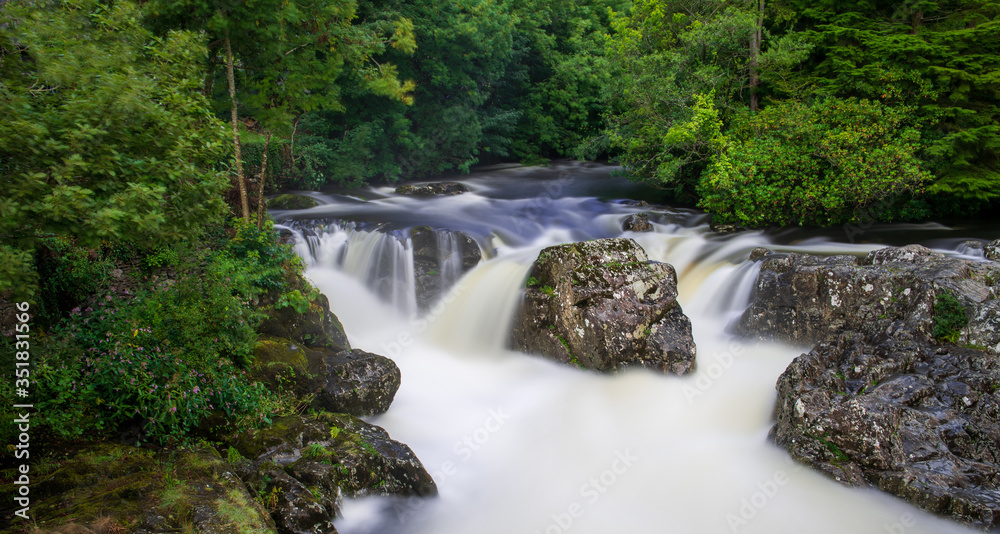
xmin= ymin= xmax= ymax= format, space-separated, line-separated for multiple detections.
xmin=738 ymin=245 xmax=1000 ymax=351
xmin=770 ymin=330 xmax=1000 ymax=529
xmin=253 ymin=338 xmax=400 ymax=417
xmin=411 ymin=226 xmax=482 ymax=310
xmin=508 ymin=238 xmax=696 ymax=374
xmin=395 ymin=182 xmax=469 ymax=196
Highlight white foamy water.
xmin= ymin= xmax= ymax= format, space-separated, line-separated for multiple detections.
xmin=284 ymin=163 xmax=980 ymax=534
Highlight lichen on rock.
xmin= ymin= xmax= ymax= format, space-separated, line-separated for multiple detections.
xmin=508 ymin=238 xmax=696 ymax=374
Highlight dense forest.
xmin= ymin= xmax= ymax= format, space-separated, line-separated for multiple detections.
xmin=2 ymin=0 xmax=1000 ymax=467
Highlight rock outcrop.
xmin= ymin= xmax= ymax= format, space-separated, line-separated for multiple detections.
xmin=395 ymin=182 xmax=469 ymax=196
xmin=738 ymin=245 xmax=1000 ymax=352
xmin=770 ymin=330 xmax=1000 ymax=529
xmin=411 ymin=226 xmax=482 ymax=310
xmin=508 ymin=238 xmax=696 ymax=374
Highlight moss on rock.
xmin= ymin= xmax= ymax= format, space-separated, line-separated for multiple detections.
xmin=2 ymin=443 xmax=274 ymax=534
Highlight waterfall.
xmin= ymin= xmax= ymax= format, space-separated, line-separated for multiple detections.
xmin=278 ymin=163 xmax=978 ymax=534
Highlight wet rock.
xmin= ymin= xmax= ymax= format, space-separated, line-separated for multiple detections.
xmin=770 ymin=331 xmax=1000 ymax=529
xmin=315 ymin=349 xmax=401 ymax=416
xmin=749 ymin=247 xmax=773 ymax=262
xmin=253 ymin=338 xmax=400 ymax=417
xmin=395 ymin=182 xmax=469 ymax=196
xmin=986 ymin=240 xmax=1000 ymax=261
xmin=411 ymin=226 xmax=482 ymax=310
xmin=738 ymin=245 xmax=1000 ymax=351
xmin=508 ymin=238 xmax=696 ymax=374
xmin=228 ymin=413 xmax=438 ymax=498
xmin=270 ymin=194 xmax=320 ymax=210
xmin=622 ymin=213 xmax=654 ymax=232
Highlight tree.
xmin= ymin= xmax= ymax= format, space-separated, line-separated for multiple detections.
xmin=603 ymin=0 xmax=759 ymax=202
xmin=145 ymin=0 xmax=416 ymax=218
xmin=699 ymin=98 xmax=930 ymax=226
xmin=0 ymin=0 xmax=229 ymax=299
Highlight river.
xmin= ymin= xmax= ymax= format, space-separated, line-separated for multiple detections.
xmin=274 ymin=162 xmax=986 ymax=534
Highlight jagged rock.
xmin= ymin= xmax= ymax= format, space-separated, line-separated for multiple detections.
xmin=622 ymin=213 xmax=654 ymax=232
xmin=228 ymin=413 xmax=438 ymax=499
xmin=986 ymin=239 xmax=1000 ymax=261
xmin=270 ymin=194 xmax=320 ymax=210
xmin=411 ymin=226 xmax=482 ymax=310
xmin=738 ymin=244 xmax=1000 ymax=351
xmin=770 ymin=330 xmax=1000 ymax=529
xmin=253 ymin=339 xmax=400 ymax=417
xmin=395 ymin=182 xmax=469 ymax=196
xmin=508 ymin=238 xmax=696 ymax=374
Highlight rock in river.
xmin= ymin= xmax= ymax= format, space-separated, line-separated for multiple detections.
xmin=508 ymin=238 xmax=696 ymax=374
xmin=770 ymin=330 xmax=1000 ymax=529
xmin=738 ymin=245 xmax=1000 ymax=352
xmin=395 ymin=181 xmax=469 ymax=196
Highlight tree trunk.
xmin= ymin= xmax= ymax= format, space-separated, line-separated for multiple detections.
xmin=225 ymin=34 xmax=250 ymax=219
xmin=256 ymin=130 xmax=271 ymax=229
xmin=750 ymin=0 xmax=764 ymax=112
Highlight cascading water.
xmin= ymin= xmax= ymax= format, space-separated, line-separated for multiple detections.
xmin=277 ymin=162 xmax=981 ymax=534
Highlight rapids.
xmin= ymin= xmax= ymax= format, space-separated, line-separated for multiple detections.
xmin=275 ymin=162 xmax=986 ymax=534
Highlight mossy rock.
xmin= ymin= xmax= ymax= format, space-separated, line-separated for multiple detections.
xmin=250 ymin=336 xmax=400 ymax=417
xmin=1 ymin=443 xmax=275 ymax=534
xmin=268 ymin=194 xmax=319 ymax=210
xmin=226 ymin=413 xmax=437 ymax=499
xmin=509 ymin=238 xmax=696 ymax=375
xmin=258 ymin=292 xmax=350 ymax=352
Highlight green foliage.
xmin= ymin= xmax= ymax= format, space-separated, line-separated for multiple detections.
xmin=603 ymin=0 xmax=759 ymax=202
xmin=932 ymin=291 xmax=969 ymax=344
xmin=0 ymin=0 xmax=229 ymax=300
xmin=277 ymin=289 xmax=315 ymax=315
xmin=34 ymin=238 xmax=114 ymax=325
xmin=30 ymin=220 xmax=301 ymax=444
xmin=225 ymin=219 xmax=303 ymax=296
xmin=699 ymin=98 xmax=930 ymax=227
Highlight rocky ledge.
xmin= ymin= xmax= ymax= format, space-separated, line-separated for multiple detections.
xmin=743 ymin=243 xmax=1000 ymax=529
xmin=739 ymin=244 xmax=1000 ymax=352
xmin=508 ymin=238 xmax=696 ymax=374
xmin=771 ymin=329 xmax=1000 ymax=529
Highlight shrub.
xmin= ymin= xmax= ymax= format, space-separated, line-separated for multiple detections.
xmin=932 ymin=291 xmax=969 ymax=344
xmin=699 ymin=98 xmax=930 ymax=227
